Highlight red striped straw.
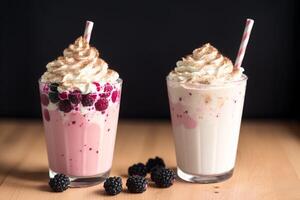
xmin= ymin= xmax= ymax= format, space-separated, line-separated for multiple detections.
xmin=83 ymin=20 xmax=94 ymax=43
xmin=234 ymin=18 xmax=254 ymax=69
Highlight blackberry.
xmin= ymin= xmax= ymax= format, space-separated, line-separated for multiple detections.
xmin=49 ymin=83 xmax=59 ymax=92
xmin=59 ymin=100 xmax=73 ymax=113
xmin=150 ymin=166 xmax=164 ymax=182
xmin=103 ymin=176 xmax=122 ymax=195
xmin=146 ymin=156 xmax=166 ymax=172
xmin=82 ymin=94 xmax=96 ymax=107
xmin=153 ymin=168 xmax=176 ymax=188
xmin=49 ymin=174 xmax=70 ymax=192
xmin=48 ymin=92 xmax=59 ymax=103
xmin=126 ymin=175 xmax=148 ymax=193
xmin=128 ymin=163 xmax=147 ymax=177
xmin=69 ymin=90 xmax=82 ymax=105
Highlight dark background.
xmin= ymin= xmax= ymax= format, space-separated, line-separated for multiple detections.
xmin=0 ymin=0 xmax=298 ymax=119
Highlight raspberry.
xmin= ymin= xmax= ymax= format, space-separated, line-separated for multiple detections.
xmin=93 ymin=82 xmax=101 ymax=91
xmin=126 ymin=175 xmax=147 ymax=193
xmin=69 ymin=90 xmax=82 ymax=105
xmin=104 ymin=83 xmax=113 ymax=93
xmin=100 ymin=83 xmax=113 ymax=98
xmin=58 ymin=92 xmax=68 ymax=100
xmin=95 ymin=98 xmax=108 ymax=111
xmin=58 ymin=100 xmax=73 ymax=113
xmin=103 ymin=177 xmax=122 ymax=195
xmin=82 ymin=93 xmax=96 ymax=107
xmin=40 ymin=94 xmax=49 ymax=106
xmin=99 ymin=92 xmax=110 ymax=98
xmin=111 ymin=90 xmax=119 ymax=103
xmin=49 ymin=174 xmax=70 ymax=192
xmin=128 ymin=163 xmax=147 ymax=177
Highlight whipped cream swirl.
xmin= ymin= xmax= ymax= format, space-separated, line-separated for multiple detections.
xmin=168 ymin=43 xmax=244 ymax=84
xmin=41 ymin=37 xmax=119 ymax=93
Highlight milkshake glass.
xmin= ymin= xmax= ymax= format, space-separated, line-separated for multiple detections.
xmin=39 ymin=36 xmax=121 ymax=187
xmin=167 ymin=43 xmax=247 ymax=183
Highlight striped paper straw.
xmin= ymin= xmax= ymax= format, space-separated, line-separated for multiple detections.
xmin=234 ymin=18 xmax=254 ymax=69
xmin=83 ymin=20 xmax=94 ymax=43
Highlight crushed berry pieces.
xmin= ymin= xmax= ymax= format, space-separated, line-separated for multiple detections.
xmin=43 ymin=109 xmax=50 ymax=121
xmin=41 ymin=94 xmax=49 ymax=106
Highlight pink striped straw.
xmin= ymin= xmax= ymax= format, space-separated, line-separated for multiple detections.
xmin=83 ymin=20 xmax=94 ymax=43
xmin=234 ymin=18 xmax=254 ymax=69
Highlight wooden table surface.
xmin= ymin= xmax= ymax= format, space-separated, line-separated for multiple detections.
xmin=0 ymin=120 xmax=299 ymax=200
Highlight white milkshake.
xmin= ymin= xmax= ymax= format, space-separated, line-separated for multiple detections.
xmin=167 ymin=43 xmax=247 ymax=183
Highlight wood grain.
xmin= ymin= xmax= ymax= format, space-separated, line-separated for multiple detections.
xmin=0 ymin=120 xmax=299 ymax=200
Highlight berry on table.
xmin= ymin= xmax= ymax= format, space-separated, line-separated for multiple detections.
xmin=49 ymin=174 xmax=70 ymax=192
xmin=126 ymin=175 xmax=148 ymax=193
xmin=150 ymin=166 xmax=164 ymax=182
xmin=152 ymin=168 xmax=176 ymax=188
xmin=103 ymin=176 xmax=123 ymax=195
xmin=128 ymin=163 xmax=147 ymax=177
xmin=146 ymin=156 xmax=166 ymax=172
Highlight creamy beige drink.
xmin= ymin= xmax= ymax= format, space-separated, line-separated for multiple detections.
xmin=167 ymin=43 xmax=247 ymax=183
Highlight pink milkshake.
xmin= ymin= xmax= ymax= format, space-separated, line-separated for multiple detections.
xmin=39 ymin=34 xmax=121 ymax=187
xmin=167 ymin=43 xmax=247 ymax=183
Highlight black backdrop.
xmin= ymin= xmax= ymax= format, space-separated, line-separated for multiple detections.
xmin=0 ymin=0 xmax=298 ymax=119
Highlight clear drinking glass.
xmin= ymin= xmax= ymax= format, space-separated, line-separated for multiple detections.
xmin=167 ymin=75 xmax=247 ymax=183
xmin=39 ymin=79 xmax=122 ymax=187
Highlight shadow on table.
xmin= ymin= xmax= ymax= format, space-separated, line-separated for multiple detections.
xmin=0 ymin=163 xmax=53 ymax=192
xmin=0 ymin=163 xmax=48 ymax=182
xmin=288 ymin=122 xmax=300 ymax=139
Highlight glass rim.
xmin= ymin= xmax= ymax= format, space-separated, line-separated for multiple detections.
xmin=38 ymin=78 xmax=123 ymax=85
xmin=166 ymin=74 xmax=248 ymax=88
